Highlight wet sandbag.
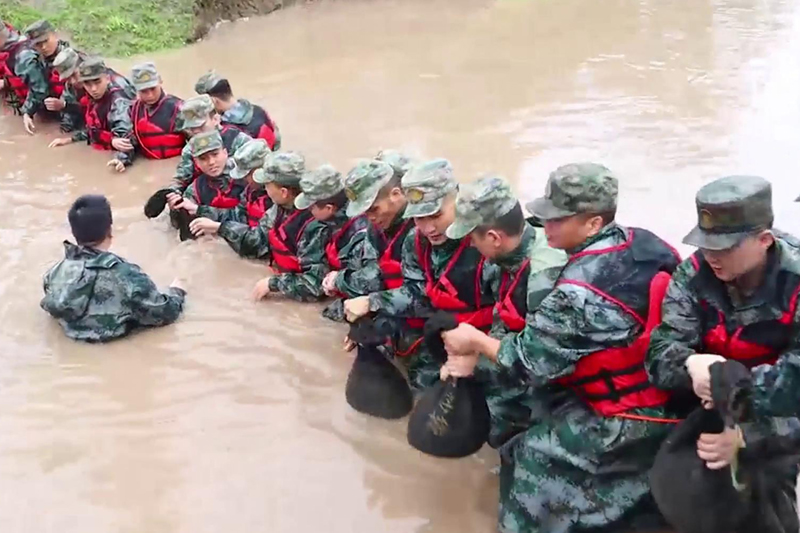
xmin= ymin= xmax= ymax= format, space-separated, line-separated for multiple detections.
xmin=407 ymin=312 xmax=490 ymax=458
xmin=168 ymin=209 xmax=197 ymax=242
xmin=650 ymin=359 xmax=799 ymax=533
xmin=144 ymin=188 xmax=171 ymax=218
xmin=345 ymin=318 xmax=413 ymax=420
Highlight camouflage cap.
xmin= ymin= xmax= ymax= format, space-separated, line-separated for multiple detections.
xmin=344 ymin=160 xmax=394 ymax=217
xmin=682 ymin=175 xmax=773 ymax=251
xmin=189 ymin=130 xmax=224 ymax=158
xmin=195 ymin=70 xmax=223 ymax=95
xmin=77 ymin=56 xmax=107 ymax=82
xmin=24 ymin=19 xmax=54 ymax=44
xmin=179 ymin=95 xmax=214 ymax=130
xmin=402 ymin=159 xmax=458 ymax=218
xmin=446 ymin=175 xmax=518 ymax=239
xmin=527 ymin=163 xmax=618 ymax=221
xmin=295 ymin=165 xmax=345 ymax=209
xmin=376 ymin=149 xmax=416 ymax=179
xmin=253 ymin=152 xmax=306 ymax=187
xmin=131 ymin=62 xmax=160 ymax=91
xmin=53 ymin=47 xmax=80 ymax=79
xmin=230 ymin=139 xmax=270 ymax=180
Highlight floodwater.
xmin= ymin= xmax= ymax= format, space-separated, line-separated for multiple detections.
xmin=1 ymin=0 xmax=800 ymax=531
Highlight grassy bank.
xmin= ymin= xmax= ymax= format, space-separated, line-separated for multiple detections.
xmin=0 ymin=0 xmax=195 ymax=57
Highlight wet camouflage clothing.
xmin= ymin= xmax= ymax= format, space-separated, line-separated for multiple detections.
xmin=265 ymin=211 xmax=343 ymax=302
xmin=495 ymin=223 xmax=671 ymax=533
xmin=41 ymin=242 xmax=185 ymax=342
xmin=0 ymin=34 xmax=49 ymax=116
xmin=217 ymin=202 xmax=283 ymax=260
xmin=59 ymin=70 xmax=135 ymax=134
xmin=221 ymin=98 xmax=281 ymax=150
xmin=196 ymin=184 xmax=266 ymax=224
xmin=169 ymin=127 xmax=250 ymax=194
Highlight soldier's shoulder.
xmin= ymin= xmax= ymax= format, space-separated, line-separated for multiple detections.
xmin=775 ymin=231 xmax=800 ymax=275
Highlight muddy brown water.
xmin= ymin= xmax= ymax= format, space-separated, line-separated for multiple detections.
xmin=2 ymin=0 xmax=800 ymax=531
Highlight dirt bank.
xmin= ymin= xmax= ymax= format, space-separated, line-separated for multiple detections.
xmin=193 ymin=0 xmax=309 ymax=41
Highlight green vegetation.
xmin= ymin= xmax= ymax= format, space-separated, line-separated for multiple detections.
xmin=1 ymin=0 xmax=196 ymax=57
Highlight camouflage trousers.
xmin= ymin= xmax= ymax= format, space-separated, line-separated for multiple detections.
xmin=497 ymin=404 xmax=670 ymax=533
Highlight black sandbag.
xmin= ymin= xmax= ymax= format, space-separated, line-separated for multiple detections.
xmin=144 ymin=188 xmax=171 ymax=218
xmin=650 ymin=360 xmax=800 ymax=533
xmin=174 ymin=209 xmax=197 ymax=242
xmin=345 ymin=318 xmax=413 ymax=420
xmin=406 ymin=312 xmax=491 ymax=458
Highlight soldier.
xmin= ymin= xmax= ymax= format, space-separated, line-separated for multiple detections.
xmin=49 ymin=57 xmax=136 ymax=173
xmin=192 ymin=151 xmax=311 ymax=261
xmin=343 ymin=159 xmax=498 ymax=391
xmin=41 ymin=194 xmax=186 ymax=342
xmin=251 ymin=163 xmax=340 ymax=302
xmin=23 ymin=20 xmax=69 ymax=101
xmin=441 ymin=163 xmax=680 ymax=533
xmin=0 ymin=21 xmax=49 ymax=134
xmin=180 ymin=138 xmax=272 ymax=227
xmin=195 ymin=70 xmax=280 ymax=150
xmin=177 ymin=130 xmax=243 ymax=211
xmin=130 ymin=62 xmax=185 ymax=160
xmin=647 ymin=176 xmax=800 ymax=513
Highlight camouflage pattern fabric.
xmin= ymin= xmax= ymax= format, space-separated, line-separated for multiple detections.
xmin=217 ymin=202 xmax=283 ymax=260
xmin=1 ymin=33 xmax=50 ymax=116
xmin=60 ymin=69 xmax=136 ymax=135
xmin=41 ymin=242 xmax=185 ymax=342
xmin=169 ymin=127 xmax=250 ymax=194
xmin=527 ymin=162 xmax=618 ymax=220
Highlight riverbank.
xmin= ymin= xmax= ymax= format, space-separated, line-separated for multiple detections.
xmin=0 ymin=0 xmax=304 ymax=56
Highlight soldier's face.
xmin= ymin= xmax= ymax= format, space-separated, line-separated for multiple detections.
xmin=33 ymin=33 xmax=59 ymax=57
xmin=196 ymin=148 xmax=228 ymax=177
xmin=701 ymin=231 xmax=774 ymax=282
xmin=138 ymin=84 xmax=163 ymax=106
xmin=366 ymin=187 xmax=406 ymax=229
xmin=415 ymin=195 xmax=456 ymax=245
xmin=84 ymin=75 xmax=110 ymax=100
xmin=543 ymin=214 xmax=603 ymax=250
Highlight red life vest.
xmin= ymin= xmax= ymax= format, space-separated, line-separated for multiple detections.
xmin=225 ymin=104 xmax=278 ymax=149
xmin=85 ymin=86 xmax=126 ymax=151
xmin=192 ymin=174 xmax=244 ymax=209
xmin=45 ymin=61 xmax=64 ymax=98
xmin=1 ymin=40 xmax=30 ymax=105
xmin=554 ymin=228 xmax=680 ymax=416
xmin=378 ymin=219 xmax=414 ymax=290
xmin=325 ymin=215 xmax=367 ymax=270
xmin=132 ymin=94 xmax=185 ymax=160
xmin=406 ymin=232 xmax=495 ymax=332
xmin=245 ymin=187 xmax=271 ymax=228
xmin=192 ymin=125 xmax=242 ymax=181
xmin=690 ymin=253 xmax=800 ymax=368
xmin=496 ymin=258 xmax=531 ymax=332
xmin=268 ymin=208 xmax=316 ymax=273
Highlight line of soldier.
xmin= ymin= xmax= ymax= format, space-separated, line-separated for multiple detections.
xmin=21 ymin=16 xmax=800 ymax=533
xmin=0 ymin=19 xmax=279 ymax=172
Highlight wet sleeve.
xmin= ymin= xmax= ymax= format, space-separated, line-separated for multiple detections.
xmin=367 ymin=229 xmax=430 ymax=317
xmin=749 ymin=308 xmax=800 ymax=419
xmin=169 ymin=146 xmax=196 ymax=194
xmin=645 ymin=262 xmax=699 ymax=392
xmin=182 ymin=183 xmax=196 ymax=201
xmin=59 ymin=88 xmax=81 ymax=133
xmin=120 ymin=263 xmax=186 ymax=327
xmin=197 ymin=203 xmax=246 ymax=224
xmin=217 ymin=204 xmax=274 ymax=260
xmin=109 ymin=98 xmax=136 ymax=166
xmin=496 ymin=283 xmax=642 ymax=387
xmin=333 ymin=227 xmax=383 ymax=298
xmin=17 ymin=52 xmax=49 ymax=116
xmin=267 ymin=222 xmax=330 ymax=302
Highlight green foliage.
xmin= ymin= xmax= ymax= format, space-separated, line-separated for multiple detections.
xmin=0 ymin=0 xmax=195 ymax=57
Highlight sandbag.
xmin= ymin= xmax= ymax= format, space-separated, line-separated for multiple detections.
xmin=144 ymin=188 xmax=170 ymax=218
xmin=174 ymin=209 xmax=197 ymax=242
xmin=650 ymin=360 xmax=800 ymax=533
xmin=345 ymin=318 xmax=413 ymax=420
xmin=406 ymin=312 xmax=490 ymax=458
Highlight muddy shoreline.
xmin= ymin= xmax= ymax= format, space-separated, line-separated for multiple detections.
xmin=192 ymin=0 xmax=308 ymax=41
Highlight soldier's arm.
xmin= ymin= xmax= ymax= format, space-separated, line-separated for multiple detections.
xmin=217 ymin=204 xmax=274 ymax=260
xmin=109 ymin=97 xmax=136 ymax=165
xmin=17 ymin=51 xmax=48 ymax=116
xmin=749 ymin=310 xmax=800 ymax=419
xmin=169 ymin=146 xmax=195 ymax=193
xmin=59 ymin=88 xmax=81 ymax=132
xmin=197 ymin=203 xmax=246 ymax=224
xmin=268 ymin=221 xmax=330 ymax=302
xmin=367 ymin=228 xmax=429 ymax=317
xmin=495 ymin=283 xmax=642 ymax=387
xmin=120 ymin=262 xmax=186 ymax=327
xmin=333 ymin=225 xmax=383 ymax=298
xmin=645 ymin=261 xmax=700 ymax=392
xmin=182 ymin=182 xmax=196 ymax=201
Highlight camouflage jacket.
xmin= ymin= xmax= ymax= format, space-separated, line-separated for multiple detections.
xmin=41 ymin=242 xmax=186 ymax=342
xmin=265 ymin=212 xmax=342 ymax=302
xmin=183 ymin=171 xmax=240 ymax=206
xmin=71 ymin=89 xmax=136 ymax=165
xmin=216 ymin=200 xmax=285 ymax=260
xmin=221 ymin=98 xmax=281 ymax=150
xmin=196 ymin=183 xmax=265 ymax=224
xmin=1 ymin=36 xmax=49 ymax=116
xmin=647 ymin=234 xmax=800 ymax=427
xmin=367 ymin=227 xmax=499 ymax=319
xmin=60 ymin=69 xmax=136 ymax=134
xmin=169 ymin=128 xmax=251 ymax=194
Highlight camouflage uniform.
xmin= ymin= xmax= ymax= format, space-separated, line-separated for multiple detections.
xmin=495 ymin=164 xmax=674 ymax=533
xmin=0 ymin=27 xmax=49 ymax=116
xmin=367 ymin=159 xmax=499 ymax=391
xmin=169 ymin=95 xmax=251 ymax=194
xmin=182 ymin=130 xmax=241 ymax=206
xmin=375 ymin=149 xmax=417 ymax=179
xmin=447 ymin=175 xmax=568 ymax=448
xmin=648 ymin=176 xmax=800 ymax=443
xmin=41 ymin=241 xmax=185 ymax=342
xmin=217 ymin=152 xmax=306 ymax=259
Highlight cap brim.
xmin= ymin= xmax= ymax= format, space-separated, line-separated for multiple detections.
xmin=181 ymin=119 xmax=206 ymax=131
xmin=78 ymin=74 xmax=102 ymax=82
xmin=346 ymin=188 xmax=380 ymax=218
xmin=58 ymin=66 xmax=77 ymax=80
xmin=526 ymin=197 xmax=576 ymax=221
xmin=134 ymin=80 xmax=159 ymax=91
xmin=445 ymin=219 xmax=477 ymax=240
xmin=681 ymin=226 xmax=748 ymax=251
xmin=30 ymin=36 xmax=49 ymax=44
xmin=403 ymin=197 xmax=444 ymax=219
xmin=229 ymin=164 xmax=249 ymax=180
xmin=294 ymin=193 xmax=313 ymax=210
